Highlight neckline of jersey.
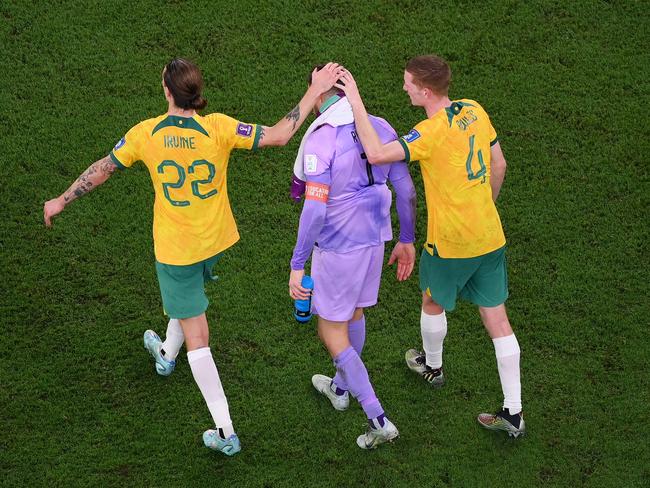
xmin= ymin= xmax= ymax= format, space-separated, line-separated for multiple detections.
xmin=318 ymin=94 xmax=342 ymax=115
xmin=152 ymin=114 xmax=209 ymax=136
xmin=425 ymin=100 xmax=476 ymax=127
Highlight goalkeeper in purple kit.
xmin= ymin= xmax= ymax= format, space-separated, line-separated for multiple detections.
xmin=288 ymin=67 xmax=417 ymax=449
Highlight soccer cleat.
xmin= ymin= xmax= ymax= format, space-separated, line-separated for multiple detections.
xmin=477 ymin=408 xmax=526 ymax=438
xmin=356 ymin=418 xmax=399 ymax=449
xmin=143 ymin=330 xmax=176 ymax=376
xmin=203 ymin=430 xmax=241 ymax=456
xmin=405 ymin=349 xmax=445 ymax=388
xmin=311 ymin=374 xmax=349 ymax=411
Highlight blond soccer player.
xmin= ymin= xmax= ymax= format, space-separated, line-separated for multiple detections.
xmin=335 ymin=56 xmax=525 ymax=437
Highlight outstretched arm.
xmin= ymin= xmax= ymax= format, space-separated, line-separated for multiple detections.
xmin=258 ymin=63 xmax=344 ymax=147
xmin=43 ymin=155 xmax=118 ymax=227
xmin=335 ymin=70 xmax=406 ymax=164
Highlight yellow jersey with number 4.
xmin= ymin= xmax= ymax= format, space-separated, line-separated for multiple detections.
xmin=110 ymin=113 xmax=261 ymax=265
xmin=398 ymin=99 xmax=505 ymax=258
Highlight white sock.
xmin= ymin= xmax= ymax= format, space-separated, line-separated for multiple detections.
xmin=492 ymin=334 xmax=522 ymax=415
xmin=187 ymin=347 xmax=234 ymax=436
xmin=161 ymin=319 xmax=184 ymax=361
xmin=421 ymin=310 xmax=447 ymax=369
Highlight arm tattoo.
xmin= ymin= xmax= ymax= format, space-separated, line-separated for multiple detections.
xmin=63 ymin=155 xmax=116 ymax=202
xmin=65 ymin=166 xmax=95 ymax=202
xmin=258 ymin=125 xmax=267 ymax=143
xmin=285 ymin=105 xmax=300 ymax=131
xmin=99 ymin=155 xmax=118 ymax=176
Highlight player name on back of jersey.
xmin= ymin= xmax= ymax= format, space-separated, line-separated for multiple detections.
xmin=163 ymin=135 xmax=196 ymax=149
xmin=456 ymin=109 xmax=478 ymax=131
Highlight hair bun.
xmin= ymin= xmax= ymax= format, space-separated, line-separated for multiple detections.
xmin=192 ymin=96 xmax=208 ymax=110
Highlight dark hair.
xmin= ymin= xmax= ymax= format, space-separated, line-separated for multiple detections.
xmin=406 ymin=55 xmax=451 ymax=95
xmin=307 ymin=64 xmax=343 ymax=95
xmin=163 ymin=58 xmax=208 ymax=110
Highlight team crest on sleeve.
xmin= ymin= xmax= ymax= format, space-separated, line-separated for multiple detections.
xmin=304 ymin=154 xmax=318 ymax=174
xmin=113 ymin=137 xmax=126 ymax=150
xmin=402 ymin=129 xmax=421 ymax=143
xmin=236 ymin=123 xmax=253 ymax=137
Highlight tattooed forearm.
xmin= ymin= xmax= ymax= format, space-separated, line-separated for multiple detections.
xmin=258 ymin=125 xmax=267 ymax=143
xmin=67 ymin=180 xmax=93 ymax=201
xmin=64 ymin=166 xmax=95 ymax=202
xmin=99 ymin=155 xmax=118 ymax=176
xmin=62 ymin=155 xmax=117 ymax=203
xmin=285 ymin=105 xmax=300 ymax=131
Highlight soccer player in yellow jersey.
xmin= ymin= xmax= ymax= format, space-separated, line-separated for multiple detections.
xmin=43 ymin=58 xmax=344 ymax=455
xmin=335 ymin=55 xmax=525 ymax=438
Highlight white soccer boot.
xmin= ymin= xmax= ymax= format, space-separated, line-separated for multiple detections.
xmin=311 ymin=374 xmax=350 ymax=411
xmin=356 ymin=418 xmax=399 ymax=449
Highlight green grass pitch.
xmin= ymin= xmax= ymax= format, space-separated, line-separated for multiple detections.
xmin=1 ymin=0 xmax=648 ymax=486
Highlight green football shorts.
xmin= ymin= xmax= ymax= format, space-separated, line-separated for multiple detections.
xmin=155 ymin=252 xmax=222 ymax=319
xmin=419 ymin=245 xmax=508 ymax=312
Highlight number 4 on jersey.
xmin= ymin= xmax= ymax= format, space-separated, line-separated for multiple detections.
xmin=466 ymin=134 xmax=487 ymax=183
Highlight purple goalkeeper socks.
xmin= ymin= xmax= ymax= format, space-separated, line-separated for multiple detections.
xmin=334 ymin=346 xmax=384 ymax=420
xmin=348 ymin=315 xmax=366 ymax=355
xmin=369 ymin=413 xmax=386 ymax=429
xmin=332 ymin=316 xmax=366 ymax=392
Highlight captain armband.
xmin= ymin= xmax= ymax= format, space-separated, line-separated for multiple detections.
xmin=304 ymin=182 xmax=329 ymax=203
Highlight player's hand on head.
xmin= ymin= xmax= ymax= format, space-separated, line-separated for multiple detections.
xmin=289 ymin=268 xmax=310 ymax=300
xmin=43 ymin=197 xmax=65 ymax=228
xmin=388 ymin=242 xmax=415 ymax=281
xmin=311 ymin=62 xmax=346 ymax=94
xmin=334 ymin=69 xmax=361 ymax=104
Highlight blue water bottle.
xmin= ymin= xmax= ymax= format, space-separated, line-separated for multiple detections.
xmin=294 ymin=275 xmax=314 ymax=323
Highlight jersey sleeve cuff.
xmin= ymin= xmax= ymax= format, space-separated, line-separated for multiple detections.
xmin=397 ymin=138 xmax=411 ymax=163
xmin=109 ymin=151 xmax=127 ymax=170
xmin=290 ymin=259 xmax=306 ymax=271
xmin=490 ymin=137 xmax=499 ymax=147
xmin=252 ymin=125 xmax=263 ymax=151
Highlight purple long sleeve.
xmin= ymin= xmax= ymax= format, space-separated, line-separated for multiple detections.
xmin=291 ymin=170 xmax=331 ymax=270
xmin=291 ymin=116 xmax=414 ymax=264
xmin=290 ymin=199 xmax=327 ymax=270
xmin=389 ymin=163 xmax=416 ymax=243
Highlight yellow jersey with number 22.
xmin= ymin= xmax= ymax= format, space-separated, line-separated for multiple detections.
xmin=110 ymin=113 xmax=261 ymax=265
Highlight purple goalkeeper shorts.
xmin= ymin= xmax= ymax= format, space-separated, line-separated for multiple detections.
xmin=311 ymin=243 xmax=385 ymax=322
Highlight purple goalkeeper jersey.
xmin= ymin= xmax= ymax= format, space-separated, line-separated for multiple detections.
xmin=291 ymin=114 xmax=415 ymax=269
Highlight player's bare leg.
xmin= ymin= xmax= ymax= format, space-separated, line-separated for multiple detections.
xmin=180 ymin=313 xmax=241 ymax=455
xmin=317 ymin=317 xmax=352 ymax=358
xmin=477 ymin=304 xmax=525 ymax=437
xmin=405 ymin=292 xmax=446 ymax=387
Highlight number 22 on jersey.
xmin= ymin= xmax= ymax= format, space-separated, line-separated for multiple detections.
xmin=157 ymin=159 xmax=217 ymax=207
